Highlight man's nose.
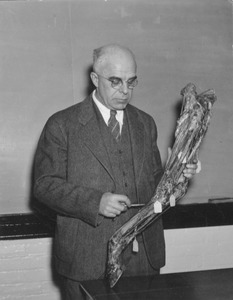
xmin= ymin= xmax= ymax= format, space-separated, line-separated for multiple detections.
xmin=120 ymin=82 xmax=128 ymax=94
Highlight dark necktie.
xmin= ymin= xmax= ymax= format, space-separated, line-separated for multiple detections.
xmin=108 ymin=110 xmax=121 ymax=141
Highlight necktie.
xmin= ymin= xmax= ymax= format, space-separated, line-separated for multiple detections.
xmin=108 ymin=110 xmax=121 ymax=141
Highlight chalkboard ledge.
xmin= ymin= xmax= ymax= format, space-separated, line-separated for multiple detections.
xmin=1 ymin=202 xmax=233 ymax=240
xmin=0 ymin=212 xmax=55 ymax=240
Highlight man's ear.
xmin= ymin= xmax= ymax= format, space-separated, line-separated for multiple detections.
xmin=90 ymin=72 xmax=98 ymax=88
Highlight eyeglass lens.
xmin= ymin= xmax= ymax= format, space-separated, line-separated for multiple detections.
xmin=110 ymin=77 xmax=138 ymax=89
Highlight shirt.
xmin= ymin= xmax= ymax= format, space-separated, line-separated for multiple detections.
xmin=92 ymin=90 xmax=124 ymax=133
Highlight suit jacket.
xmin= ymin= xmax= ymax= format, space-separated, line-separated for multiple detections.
xmin=34 ymin=95 xmax=165 ymax=281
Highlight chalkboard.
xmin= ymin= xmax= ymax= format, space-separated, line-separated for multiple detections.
xmin=0 ymin=0 xmax=232 ymax=213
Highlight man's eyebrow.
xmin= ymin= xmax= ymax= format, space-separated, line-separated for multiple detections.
xmin=108 ymin=76 xmax=121 ymax=80
xmin=108 ymin=75 xmax=137 ymax=81
xmin=128 ymin=76 xmax=137 ymax=81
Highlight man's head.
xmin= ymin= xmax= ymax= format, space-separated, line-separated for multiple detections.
xmin=90 ymin=44 xmax=137 ymax=110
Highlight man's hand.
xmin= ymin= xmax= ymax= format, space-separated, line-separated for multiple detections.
xmin=183 ymin=160 xmax=198 ymax=176
xmin=178 ymin=159 xmax=201 ymax=183
xmin=99 ymin=192 xmax=131 ymax=218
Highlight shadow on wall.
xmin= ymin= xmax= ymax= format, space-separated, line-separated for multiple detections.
xmin=84 ymin=64 xmax=96 ymax=97
xmin=168 ymin=97 xmax=183 ymax=147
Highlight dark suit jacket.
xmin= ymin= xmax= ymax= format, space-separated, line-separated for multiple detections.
xmin=34 ymin=95 xmax=165 ymax=281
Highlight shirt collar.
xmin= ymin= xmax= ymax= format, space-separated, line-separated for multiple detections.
xmin=92 ymin=90 xmax=124 ymax=126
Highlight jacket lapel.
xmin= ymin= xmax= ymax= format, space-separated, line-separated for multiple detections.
xmin=78 ymin=96 xmax=115 ymax=182
xmin=77 ymin=97 xmax=145 ymax=186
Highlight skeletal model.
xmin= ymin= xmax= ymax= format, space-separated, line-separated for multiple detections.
xmin=107 ymin=83 xmax=217 ymax=288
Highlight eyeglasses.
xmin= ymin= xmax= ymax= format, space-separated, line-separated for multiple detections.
xmin=96 ymin=73 xmax=138 ymax=90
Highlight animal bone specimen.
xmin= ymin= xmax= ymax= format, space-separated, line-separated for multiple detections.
xmin=107 ymin=83 xmax=217 ymax=288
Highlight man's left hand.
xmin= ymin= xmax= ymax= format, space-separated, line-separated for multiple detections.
xmin=179 ymin=159 xmax=200 ymax=183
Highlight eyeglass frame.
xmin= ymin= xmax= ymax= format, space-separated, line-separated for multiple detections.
xmin=95 ymin=72 xmax=138 ymax=90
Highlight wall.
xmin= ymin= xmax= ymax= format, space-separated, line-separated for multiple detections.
xmin=0 ymin=1 xmax=233 ymax=211
xmin=0 ymin=238 xmax=60 ymax=300
xmin=1 ymin=226 xmax=233 ymax=300
xmin=162 ymin=226 xmax=233 ymax=274
xmin=0 ymin=1 xmax=74 ymax=213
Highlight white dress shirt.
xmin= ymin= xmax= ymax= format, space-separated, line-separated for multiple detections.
xmin=92 ymin=90 xmax=124 ymax=133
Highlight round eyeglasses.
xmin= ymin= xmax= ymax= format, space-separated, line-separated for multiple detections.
xmin=96 ymin=73 xmax=138 ymax=90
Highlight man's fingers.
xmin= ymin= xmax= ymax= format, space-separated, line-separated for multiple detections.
xmin=178 ymin=174 xmax=185 ymax=183
xmin=99 ymin=193 xmax=131 ymax=218
xmin=196 ymin=160 xmax=201 ymax=173
xmin=114 ymin=194 xmax=131 ymax=207
xmin=167 ymin=147 xmax=172 ymax=162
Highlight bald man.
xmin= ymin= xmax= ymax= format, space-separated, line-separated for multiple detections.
xmin=34 ymin=44 xmax=197 ymax=299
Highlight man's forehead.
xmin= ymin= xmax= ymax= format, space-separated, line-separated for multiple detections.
xmin=103 ymin=58 xmax=137 ymax=78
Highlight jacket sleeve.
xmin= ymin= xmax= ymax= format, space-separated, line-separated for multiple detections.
xmin=33 ymin=117 xmax=103 ymax=227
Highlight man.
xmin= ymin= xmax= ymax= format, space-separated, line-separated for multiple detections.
xmin=34 ymin=44 xmax=197 ymax=299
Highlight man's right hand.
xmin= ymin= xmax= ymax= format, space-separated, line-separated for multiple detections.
xmin=99 ymin=192 xmax=131 ymax=218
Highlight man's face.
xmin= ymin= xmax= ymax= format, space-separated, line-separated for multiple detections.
xmin=92 ymin=53 xmax=137 ymax=110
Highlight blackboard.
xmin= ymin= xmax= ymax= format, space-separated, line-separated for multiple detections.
xmin=0 ymin=0 xmax=232 ymax=213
